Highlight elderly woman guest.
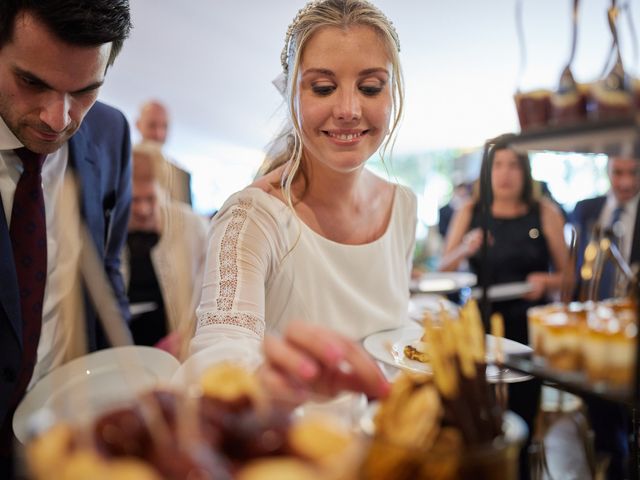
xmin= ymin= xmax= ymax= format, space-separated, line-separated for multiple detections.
xmin=124 ymin=142 xmax=208 ymax=348
xmin=183 ymin=0 xmax=416 ymax=403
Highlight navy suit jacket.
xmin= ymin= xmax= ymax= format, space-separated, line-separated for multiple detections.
xmin=570 ymin=194 xmax=640 ymax=294
xmin=0 ymin=101 xmax=132 ymax=428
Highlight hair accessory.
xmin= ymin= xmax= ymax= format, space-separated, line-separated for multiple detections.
xmin=272 ymin=72 xmax=288 ymax=97
xmin=279 ymin=0 xmax=400 ymax=74
xmin=280 ymin=0 xmax=325 ymax=73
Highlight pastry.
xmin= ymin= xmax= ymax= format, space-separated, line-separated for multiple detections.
xmin=236 ymin=458 xmax=322 ymax=480
xmin=403 ymin=341 xmax=429 ymax=363
xmin=288 ymin=416 xmax=354 ymax=463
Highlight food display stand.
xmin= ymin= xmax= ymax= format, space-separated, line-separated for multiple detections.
xmin=475 ymin=116 xmax=640 ymax=479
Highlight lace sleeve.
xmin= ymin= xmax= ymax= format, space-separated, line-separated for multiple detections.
xmin=188 ymin=194 xmax=277 ymax=368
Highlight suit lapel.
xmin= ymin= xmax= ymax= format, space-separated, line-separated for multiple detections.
xmin=586 ymin=197 xmax=606 ymax=234
xmin=579 ymin=198 xmax=605 ymax=246
xmin=68 ymin=122 xmax=102 ymax=253
xmin=0 ymin=122 xmax=102 ymax=348
xmin=0 ymin=195 xmax=22 ymax=344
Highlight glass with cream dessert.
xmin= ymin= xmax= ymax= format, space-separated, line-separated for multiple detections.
xmin=589 ymin=65 xmax=634 ymax=121
xmin=550 ymin=70 xmax=588 ymax=125
xmin=514 ymin=89 xmax=552 ymax=130
xmin=527 ymin=298 xmax=637 ymax=390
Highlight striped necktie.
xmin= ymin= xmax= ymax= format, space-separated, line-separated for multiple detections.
xmin=8 ymin=147 xmax=48 ymax=404
xmin=1 ymin=147 xmax=48 ymax=454
xmin=598 ymin=204 xmax=624 ymax=299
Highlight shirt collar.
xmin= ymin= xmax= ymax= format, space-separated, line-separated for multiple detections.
xmin=607 ymin=191 xmax=640 ymax=211
xmin=0 ymin=114 xmax=23 ymax=151
xmin=626 ymin=192 xmax=640 ymax=212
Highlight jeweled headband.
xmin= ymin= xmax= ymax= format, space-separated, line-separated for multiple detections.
xmin=279 ymin=0 xmax=401 ymax=74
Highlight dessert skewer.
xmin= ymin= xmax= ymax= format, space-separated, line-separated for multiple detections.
xmin=490 ymin=313 xmax=508 ymax=413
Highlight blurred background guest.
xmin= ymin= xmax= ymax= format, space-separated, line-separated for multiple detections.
xmin=440 ymin=147 xmax=570 ymax=315
xmin=568 ymin=144 xmax=640 ymax=480
xmin=439 ymin=146 xmax=570 ymax=480
xmin=571 ymin=146 xmax=640 ymax=300
xmin=135 ymin=99 xmax=193 ymax=206
xmin=438 ymin=173 xmax=472 ymax=239
xmin=124 ymin=142 xmax=207 ymax=349
xmin=136 ymin=100 xmax=169 ymax=146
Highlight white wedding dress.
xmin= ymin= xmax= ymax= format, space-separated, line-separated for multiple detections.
xmin=180 ymin=184 xmax=416 ymax=381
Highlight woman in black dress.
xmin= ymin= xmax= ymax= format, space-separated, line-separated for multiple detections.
xmin=439 ymin=146 xmax=570 ymax=479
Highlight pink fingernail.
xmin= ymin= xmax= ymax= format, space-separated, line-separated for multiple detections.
xmin=299 ymin=361 xmax=317 ymax=379
xmin=379 ymin=380 xmax=391 ymax=396
xmin=325 ymin=343 xmax=344 ymax=363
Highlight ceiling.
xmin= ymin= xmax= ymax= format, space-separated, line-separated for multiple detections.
xmin=98 ymin=0 xmax=639 ymax=211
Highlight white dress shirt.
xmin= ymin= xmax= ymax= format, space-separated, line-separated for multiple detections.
xmin=0 ymin=116 xmax=79 ymax=389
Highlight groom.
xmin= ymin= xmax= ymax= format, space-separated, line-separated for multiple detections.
xmin=0 ymin=1 xmax=133 ymax=475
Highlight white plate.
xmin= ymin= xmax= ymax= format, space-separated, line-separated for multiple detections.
xmin=409 ymin=272 xmax=477 ymax=294
xmin=13 ymin=346 xmax=180 ymax=444
xmin=360 ymin=401 xmax=527 ymax=444
xmin=408 ymin=294 xmax=458 ymax=322
xmin=362 ymin=325 xmax=533 ymax=384
xmin=471 ymin=282 xmax=534 ymax=301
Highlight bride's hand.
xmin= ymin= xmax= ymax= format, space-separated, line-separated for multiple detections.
xmin=258 ymin=321 xmax=390 ymax=408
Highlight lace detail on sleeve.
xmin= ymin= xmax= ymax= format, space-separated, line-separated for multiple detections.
xmin=217 ymin=198 xmax=252 ymax=311
xmin=197 ymin=311 xmax=264 ymax=337
xmin=196 ymin=198 xmax=265 ymax=337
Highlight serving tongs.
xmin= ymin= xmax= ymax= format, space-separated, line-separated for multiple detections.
xmin=514 ymin=0 xmax=526 ymax=93
xmin=621 ymin=1 xmax=639 ymax=76
xmin=580 ymin=225 xmax=636 ymax=301
xmin=561 ymin=226 xmax=578 ymax=304
xmin=595 ymin=233 xmax=636 ymax=295
xmin=603 ymin=235 xmax=634 ymax=277
xmin=558 ymin=0 xmax=581 ymax=94
xmin=618 ymin=1 xmax=640 ymax=101
xmin=579 ymin=226 xmax=601 ymax=302
xmin=598 ymin=2 xmax=628 ymax=94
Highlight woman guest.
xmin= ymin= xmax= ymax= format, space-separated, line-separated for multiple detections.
xmin=183 ymin=0 xmax=416 ymax=404
xmin=439 ymin=146 xmax=570 ymax=479
xmin=439 ymin=147 xmax=569 ymax=333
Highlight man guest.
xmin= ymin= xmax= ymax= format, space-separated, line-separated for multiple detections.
xmin=135 ymin=100 xmax=193 ymax=205
xmin=572 ymin=145 xmax=640 ymax=298
xmin=0 ymin=0 xmax=132 ymax=475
